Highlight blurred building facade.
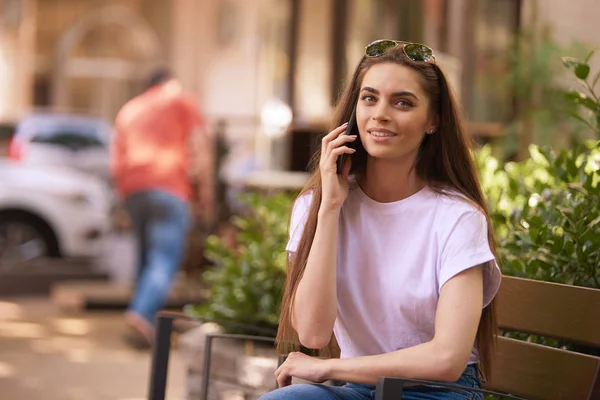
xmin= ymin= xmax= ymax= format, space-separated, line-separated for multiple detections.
xmin=0 ymin=0 xmax=598 ymax=168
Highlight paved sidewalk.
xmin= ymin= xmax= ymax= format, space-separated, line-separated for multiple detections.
xmin=0 ymin=297 xmax=185 ymax=400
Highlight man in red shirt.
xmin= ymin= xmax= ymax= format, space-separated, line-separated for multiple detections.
xmin=111 ymin=70 xmax=213 ymax=347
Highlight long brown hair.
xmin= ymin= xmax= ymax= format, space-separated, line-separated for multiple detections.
xmin=276 ymin=46 xmax=498 ymax=378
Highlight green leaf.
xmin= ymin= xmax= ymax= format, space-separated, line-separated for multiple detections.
xmin=562 ymin=56 xmax=583 ymax=69
xmin=567 ymin=182 xmax=588 ymax=195
xmin=564 ymin=91 xmax=599 ymax=113
xmin=587 ymin=215 xmax=600 ymax=230
xmin=575 ymin=63 xmax=591 ymax=80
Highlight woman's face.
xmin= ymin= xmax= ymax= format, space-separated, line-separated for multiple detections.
xmin=355 ymin=62 xmax=437 ymax=163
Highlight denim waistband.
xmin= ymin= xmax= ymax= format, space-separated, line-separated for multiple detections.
xmin=463 ymin=364 xmax=480 ymax=379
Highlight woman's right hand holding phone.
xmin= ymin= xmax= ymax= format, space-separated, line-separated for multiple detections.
xmin=319 ymin=122 xmax=357 ymax=211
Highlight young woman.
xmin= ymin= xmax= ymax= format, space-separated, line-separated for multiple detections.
xmin=262 ymin=40 xmax=502 ymax=400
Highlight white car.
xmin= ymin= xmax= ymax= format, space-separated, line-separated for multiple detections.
xmin=0 ymin=159 xmax=111 ymax=268
xmin=8 ymin=112 xmax=112 ymax=182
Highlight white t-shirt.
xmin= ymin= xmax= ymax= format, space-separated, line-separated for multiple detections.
xmin=286 ymin=184 xmax=502 ymax=363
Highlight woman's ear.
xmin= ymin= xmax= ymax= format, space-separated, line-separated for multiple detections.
xmin=427 ymin=115 xmax=440 ymax=135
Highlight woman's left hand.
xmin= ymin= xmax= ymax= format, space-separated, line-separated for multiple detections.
xmin=275 ymin=352 xmax=330 ymax=388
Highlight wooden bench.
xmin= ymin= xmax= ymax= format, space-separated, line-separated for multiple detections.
xmin=377 ymin=276 xmax=600 ymax=399
xmin=485 ymin=275 xmax=600 ymax=399
xmin=148 ymin=276 xmax=600 ymax=400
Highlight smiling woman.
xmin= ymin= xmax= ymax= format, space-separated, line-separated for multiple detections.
xmin=261 ymin=41 xmax=502 ymax=400
xmin=356 ymin=63 xmax=437 ymax=163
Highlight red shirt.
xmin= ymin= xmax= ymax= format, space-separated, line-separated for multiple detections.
xmin=111 ymin=82 xmax=203 ymax=201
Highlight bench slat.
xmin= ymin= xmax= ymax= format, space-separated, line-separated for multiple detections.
xmin=486 ymin=336 xmax=600 ymax=400
xmin=496 ymin=276 xmax=600 ymax=347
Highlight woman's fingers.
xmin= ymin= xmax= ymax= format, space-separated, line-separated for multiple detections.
xmin=321 ymin=135 xmax=357 ymax=169
xmin=277 ymin=373 xmax=292 ymax=388
xmin=275 ymin=362 xmax=292 ymax=388
xmin=328 ymin=134 xmax=357 ymax=151
xmin=321 ymin=123 xmax=349 ymax=150
xmin=326 ymin=145 xmax=356 ymax=167
xmin=319 ymin=123 xmax=357 ymax=172
xmin=321 ymin=146 xmax=356 ymax=172
xmin=318 ymin=124 xmax=353 ymax=208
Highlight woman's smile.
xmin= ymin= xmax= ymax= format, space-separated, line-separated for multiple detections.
xmin=367 ymin=127 xmax=397 ymax=142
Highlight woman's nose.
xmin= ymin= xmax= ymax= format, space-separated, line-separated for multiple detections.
xmin=372 ymin=103 xmax=391 ymax=122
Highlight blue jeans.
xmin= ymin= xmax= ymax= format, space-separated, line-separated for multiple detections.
xmin=125 ymin=190 xmax=191 ymax=325
xmin=259 ymin=364 xmax=483 ymax=400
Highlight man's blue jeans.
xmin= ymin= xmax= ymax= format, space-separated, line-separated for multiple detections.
xmin=125 ymin=190 xmax=191 ymax=325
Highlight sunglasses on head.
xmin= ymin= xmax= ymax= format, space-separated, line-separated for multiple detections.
xmin=365 ymin=39 xmax=435 ymax=63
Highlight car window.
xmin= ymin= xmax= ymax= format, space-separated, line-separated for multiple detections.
xmin=31 ymin=128 xmax=106 ymax=151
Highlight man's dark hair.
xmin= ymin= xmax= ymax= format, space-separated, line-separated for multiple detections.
xmin=146 ymin=68 xmax=172 ymax=90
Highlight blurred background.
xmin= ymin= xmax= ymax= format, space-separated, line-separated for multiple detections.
xmin=0 ymin=1 xmax=599 ymax=399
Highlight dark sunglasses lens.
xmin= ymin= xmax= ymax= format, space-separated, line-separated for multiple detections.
xmin=404 ymin=43 xmax=433 ymax=62
xmin=366 ymin=40 xmax=397 ymax=57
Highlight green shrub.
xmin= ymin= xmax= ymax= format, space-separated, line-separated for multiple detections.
xmin=477 ymin=141 xmax=600 ymax=288
xmin=187 ymin=191 xmax=295 ymax=334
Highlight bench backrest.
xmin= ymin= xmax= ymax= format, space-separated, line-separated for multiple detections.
xmin=485 ymin=276 xmax=600 ymax=400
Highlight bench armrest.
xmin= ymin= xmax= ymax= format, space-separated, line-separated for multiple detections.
xmin=375 ymin=376 xmax=526 ymax=400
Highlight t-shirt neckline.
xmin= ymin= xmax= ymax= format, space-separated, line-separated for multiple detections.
xmin=353 ymin=183 xmax=432 ymax=212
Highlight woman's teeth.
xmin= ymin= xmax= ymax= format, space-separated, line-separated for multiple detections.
xmin=370 ymin=132 xmax=395 ymax=137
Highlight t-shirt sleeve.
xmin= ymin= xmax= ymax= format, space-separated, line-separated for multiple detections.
xmin=285 ymin=193 xmax=313 ymax=257
xmin=438 ymin=209 xmax=502 ymax=308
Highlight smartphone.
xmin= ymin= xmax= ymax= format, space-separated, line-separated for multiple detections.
xmin=336 ymin=105 xmax=359 ymax=174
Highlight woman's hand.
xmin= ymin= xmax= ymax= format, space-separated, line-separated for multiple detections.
xmin=319 ymin=122 xmax=357 ymax=211
xmin=275 ymin=352 xmax=330 ymax=388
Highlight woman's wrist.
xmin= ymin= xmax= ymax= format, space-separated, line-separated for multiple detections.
xmin=321 ymin=357 xmax=338 ymax=381
xmin=319 ymin=201 xmax=343 ymax=215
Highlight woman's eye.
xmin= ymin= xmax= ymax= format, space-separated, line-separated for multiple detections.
xmin=396 ymin=99 xmax=413 ymax=107
xmin=361 ymin=95 xmax=376 ymax=102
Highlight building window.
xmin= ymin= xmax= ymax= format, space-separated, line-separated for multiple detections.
xmin=465 ymin=0 xmax=521 ymax=122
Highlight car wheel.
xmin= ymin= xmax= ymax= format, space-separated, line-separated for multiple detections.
xmin=0 ymin=213 xmax=60 ymax=271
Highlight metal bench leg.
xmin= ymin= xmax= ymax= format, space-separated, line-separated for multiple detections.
xmin=200 ymin=334 xmax=214 ymax=400
xmin=148 ymin=314 xmax=174 ymax=400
